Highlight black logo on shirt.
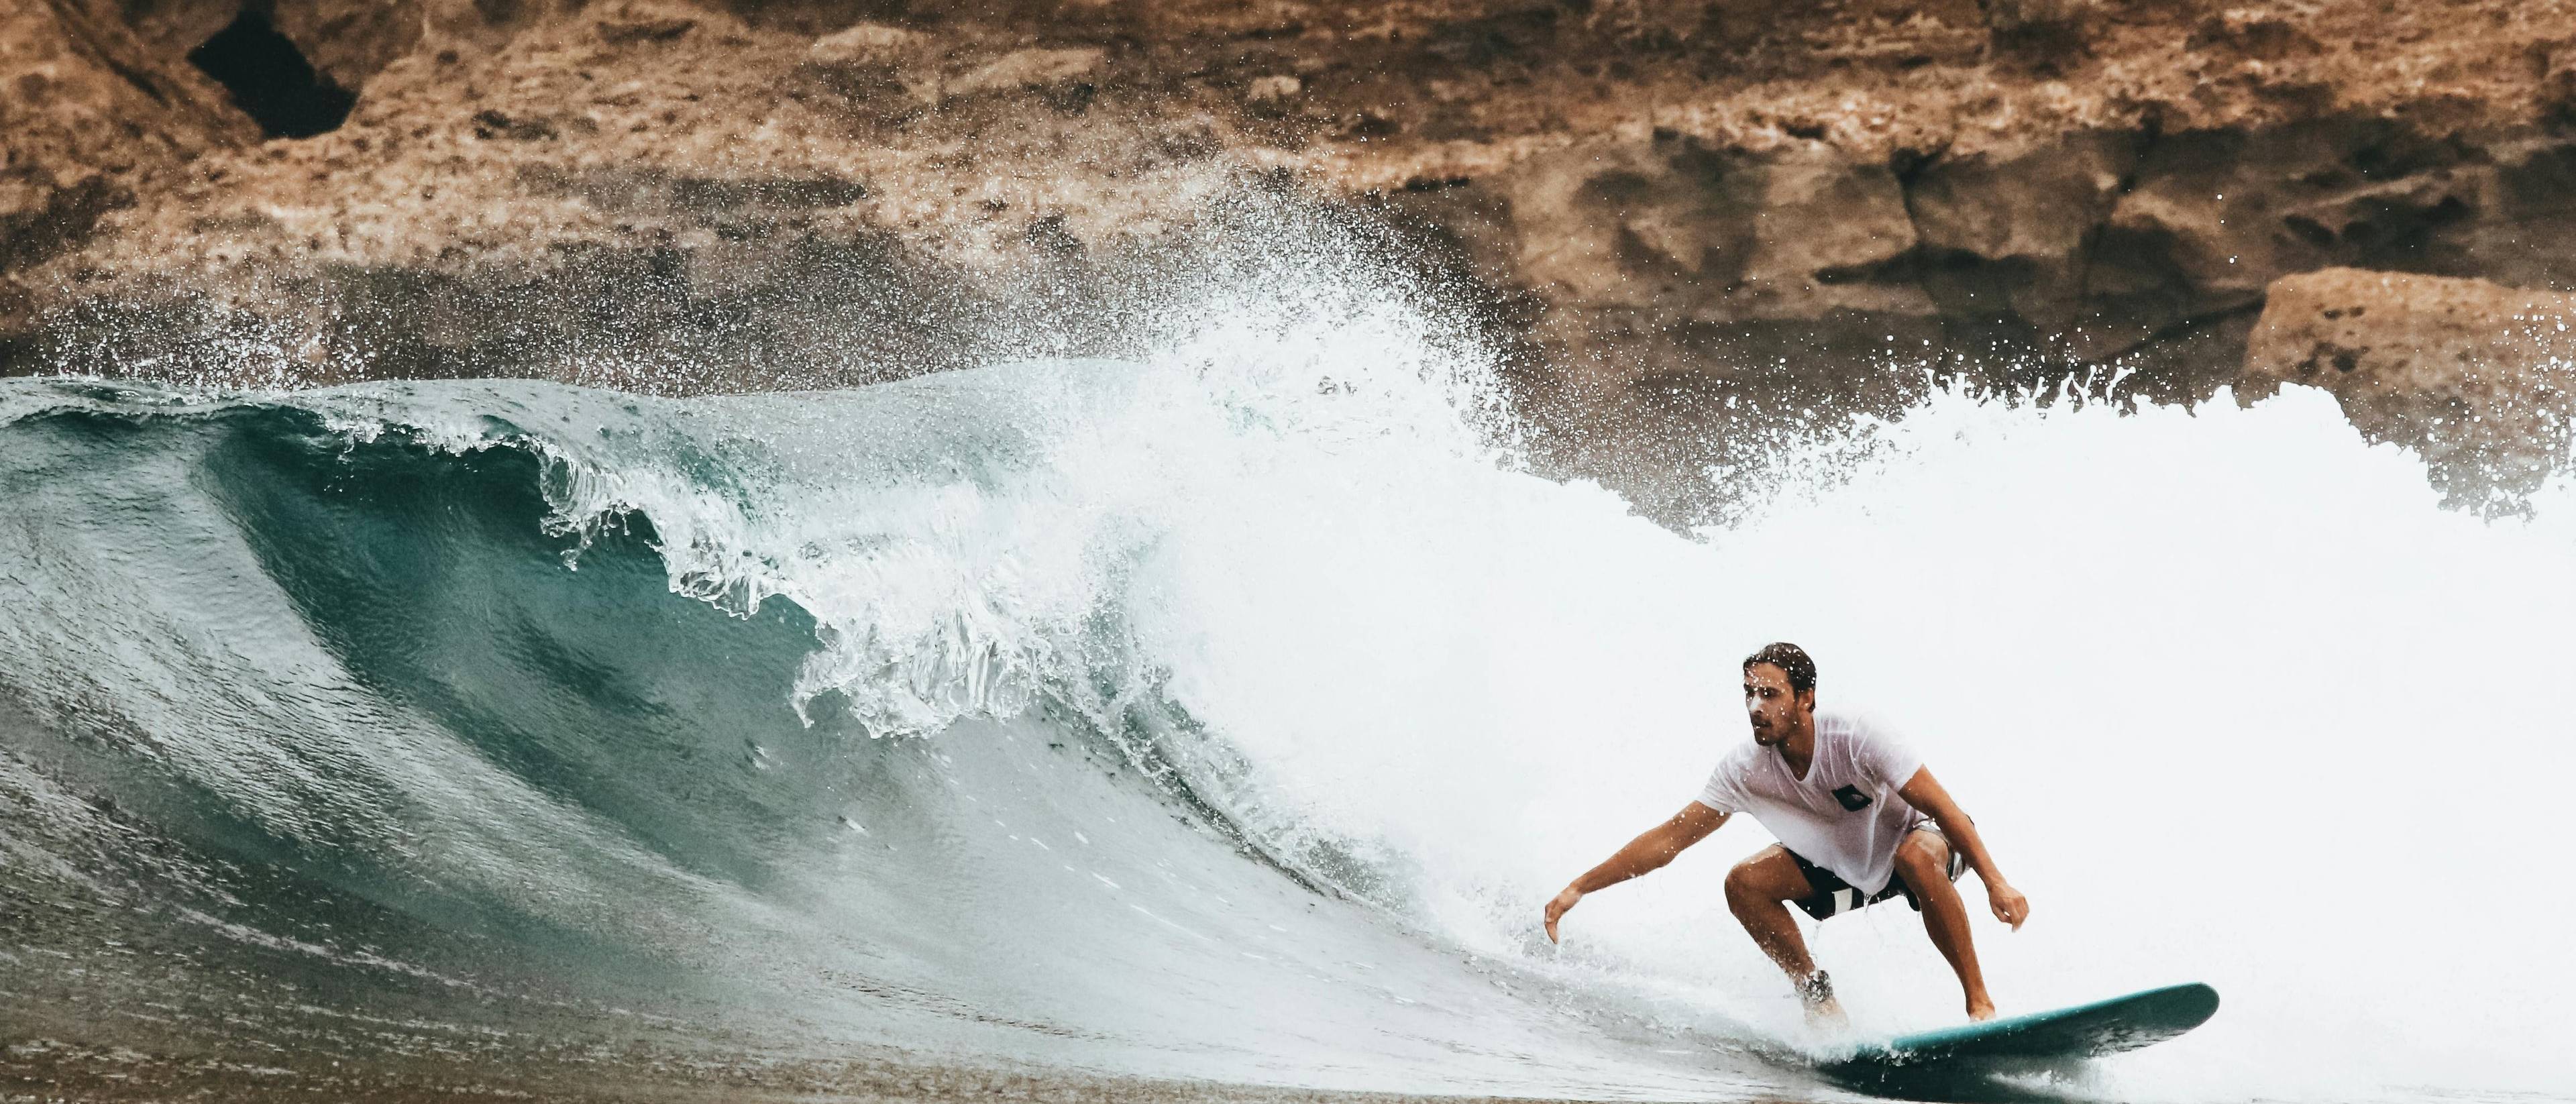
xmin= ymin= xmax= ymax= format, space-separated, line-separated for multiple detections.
xmin=1831 ymin=784 xmax=1873 ymax=812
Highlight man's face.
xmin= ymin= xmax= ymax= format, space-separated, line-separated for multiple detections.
xmin=1743 ymin=663 xmax=1813 ymax=746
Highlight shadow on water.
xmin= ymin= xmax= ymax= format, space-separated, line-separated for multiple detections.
xmin=1819 ymin=1058 xmax=2097 ymax=1104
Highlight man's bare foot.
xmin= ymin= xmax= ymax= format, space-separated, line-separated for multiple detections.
xmin=1798 ymin=971 xmax=1848 ymax=1027
xmin=1805 ymin=994 xmax=1849 ymax=1028
xmin=1966 ymin=996 xmax=1997 ymax=1022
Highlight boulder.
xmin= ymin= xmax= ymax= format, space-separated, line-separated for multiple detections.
xmin=2244 ymin=268 xmax=2573 ymax=506
xmin=2083 ymin=119 xmax=2486 ymax=361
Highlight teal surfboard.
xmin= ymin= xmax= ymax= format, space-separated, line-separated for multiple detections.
xmin=1820 ymin=983 xmax=2218 ymax=1097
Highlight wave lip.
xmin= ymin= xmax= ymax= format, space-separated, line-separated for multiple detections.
xmin=0 ymin=372 xmax=1759 ymax=1099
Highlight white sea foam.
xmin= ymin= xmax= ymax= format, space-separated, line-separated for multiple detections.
xmin=235 ymin=236 xmax=2576 ymax=1100
xmin=1106 ymin=357 xmax=2576 ymax=1100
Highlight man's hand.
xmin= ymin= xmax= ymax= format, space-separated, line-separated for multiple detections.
xmin=1543 ymin=885 xmax=1584 ymax=943
xmin=1898 ymin=768 xmax=2027 ymax=932
xmin=1542 ymin=803 xmax=1725 ymax=945
xmin=1988 ymin=881 xmax=2030 ymax=930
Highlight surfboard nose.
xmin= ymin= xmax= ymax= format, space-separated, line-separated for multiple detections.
xmin=2149 ymin=981 xmax=2222 ymax=1028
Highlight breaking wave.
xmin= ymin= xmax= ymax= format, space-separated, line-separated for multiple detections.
xmin=3 ymin=271 xmax=2571 ymax=1103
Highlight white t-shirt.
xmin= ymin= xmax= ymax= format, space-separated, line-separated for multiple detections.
xmin=1694 ymin=709 xmax=1927 ymax=895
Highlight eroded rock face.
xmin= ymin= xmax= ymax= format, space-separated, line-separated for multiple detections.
xmin=4 ymin=0 xmax=2573 ymax=519
xmin=2245 ymin=268 xmax=2574 ymax=509
xmin=0 ymin=0 xmax=253 ymax=328
xmin=1495 ymin=137 xmax=1923 ymax=318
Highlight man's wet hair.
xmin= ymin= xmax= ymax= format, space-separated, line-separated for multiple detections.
xmin=1743 ymin=642 xmax=1817 ymax=694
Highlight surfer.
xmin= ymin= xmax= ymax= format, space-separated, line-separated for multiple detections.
xmin=1542 ymin=642 xmax=2031 ymax=1024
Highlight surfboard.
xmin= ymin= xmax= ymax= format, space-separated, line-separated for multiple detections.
xmin=1821 ymin=982 xmax=2218 ymax=1089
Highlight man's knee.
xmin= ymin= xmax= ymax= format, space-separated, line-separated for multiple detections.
xmin=1723 ymin=860 xmax=1761 ymax=904
xmin=1893 ymin=832 xmax=1951 ymax=887
xmin=1726 ymin=850 xmax=1803 ymax=909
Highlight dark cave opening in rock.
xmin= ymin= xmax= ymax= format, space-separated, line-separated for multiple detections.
xmin=186 ymin=10 xmax=356 ymax=139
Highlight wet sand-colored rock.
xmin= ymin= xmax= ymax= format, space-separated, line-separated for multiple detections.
xmin=2246 ymin=267 xmax=2575 ymax=508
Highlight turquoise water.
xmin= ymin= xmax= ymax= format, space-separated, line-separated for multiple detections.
xmin=3 ymin=288 xmax=2571 ymax=1103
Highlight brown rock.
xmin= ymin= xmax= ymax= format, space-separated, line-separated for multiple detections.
xmin=0 ymin=168 xmax=126 ymax=272
xmin=0 ymin=0 xmax=250 ymax=278
xmin=598 ymin=14 xmax=698 ymax=46
xmin=2079 ymin=118 xmax=2487 ymax=360
xmin=2418 ymin=138 xmax=2576 ymax=292
xmin=1498 ymin=139 xmax=1762 ymax=309
xmin=808 ymin=22 xmax=921 ymax=65
xmin=268 ymin=0 xmax=426 ymax=91
xmin=2185 ymin=10 xmax=2322 ymax=62
xmin=2539 ymin=43 xmax=2576 ymax=121
xmin=1979 ymin=0 xmax=2103 ymax=61
xmin=1737 ymin=146 xmax=1922 ymax=316
xmin=1910 ymin=134 xmax=2130 ymax=265
xmin=8 ymin=0 xmax=2576 ymax=522
xmin=945 ymin=47 xmax=1103 ymax=99
xmin=1908 ymin=131 xmax=2135 ymax=333
xmin=1245 ymin=75 xmax=1301 ymax=103
xmin=2245 ymin=268 xmax=2575 ymax=507
xmin=1493 ymin=137 xmax=1923 ymax=319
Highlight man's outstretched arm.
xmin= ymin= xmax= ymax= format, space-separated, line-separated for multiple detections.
xmin=1897 ymin=767 xmax=2031 ymax=929
xmin=1544 ymin=802 xmax=1729 ymax=943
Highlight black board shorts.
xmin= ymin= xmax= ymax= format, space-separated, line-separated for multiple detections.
xmin=1789 ymin=824 xmax=1968 ymax=922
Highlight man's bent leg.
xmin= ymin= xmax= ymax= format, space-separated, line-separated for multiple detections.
xmin=1724 ymin=846 xmax=1841 ymax=1019
xmin=1894 ymin=828 xmax=1994 ymax=1021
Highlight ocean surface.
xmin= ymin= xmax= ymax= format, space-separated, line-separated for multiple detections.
xmin=3 ymin=259 xmax=2573 ymax=1103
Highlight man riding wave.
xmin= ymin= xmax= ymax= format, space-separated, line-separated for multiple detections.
xmin=1542 ymin=642 xmax=2031 ymax=1022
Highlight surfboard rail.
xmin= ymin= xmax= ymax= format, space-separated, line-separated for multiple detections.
xmin=1831 ymin=981 xmax=2220 ymax=1070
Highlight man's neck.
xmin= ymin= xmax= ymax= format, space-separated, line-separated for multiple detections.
xmin=1776 ymin=723 xmax=1817 ymax=780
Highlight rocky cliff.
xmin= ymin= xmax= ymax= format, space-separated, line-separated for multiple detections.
xmin=6 ymin=0 xmax=2573 ymax=518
